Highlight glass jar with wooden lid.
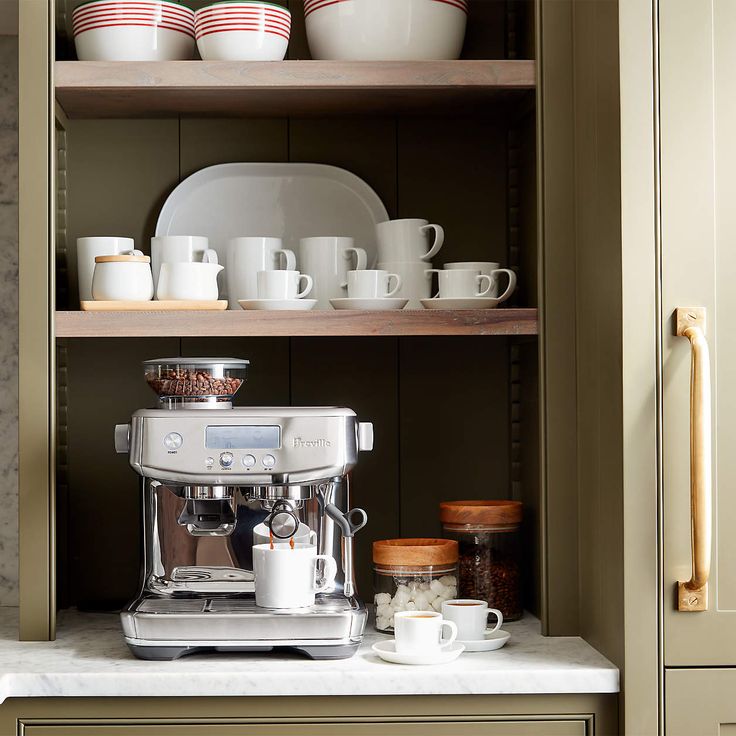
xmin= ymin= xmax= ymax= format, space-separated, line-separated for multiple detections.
xmin=440 ymin=500 xmax=523 ymax=622
xmin=372 ymin=538 xmax=458 ymax=632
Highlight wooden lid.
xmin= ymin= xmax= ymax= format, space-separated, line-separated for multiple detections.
xmin=95 ymin=255 xmax=150 ymax=263
xmin=439 ymin=500 xmax=523 ymax=526
xmin=373 ymin=538 xmax=458 ymax=566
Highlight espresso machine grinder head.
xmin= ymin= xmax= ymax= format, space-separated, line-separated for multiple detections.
xmin=115 ymin=358 xmax=373 ymax=661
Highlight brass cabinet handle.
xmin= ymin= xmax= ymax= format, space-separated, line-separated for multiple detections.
xmin=675 ymin=307 xmax=712 ymax=612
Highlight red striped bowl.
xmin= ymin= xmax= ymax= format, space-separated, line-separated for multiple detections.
xmin=194 ymin=2 xmax=290 ymax=60
xmin=304 ymin=0 xmax=468 ymax=60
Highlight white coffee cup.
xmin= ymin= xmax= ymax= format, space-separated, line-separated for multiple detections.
xmin=252 ymin=522 xmax=317 ymax=547
xmin=347 ymin=269 xmax=401 ymax=299
xmin=428 ymin=269 xmax=493 ymax=298
xmin=444 ymin=262 xmax=517 ymax=303
xmin=77 ymin=236 xmax=135 ymax=303
xmin=151 ymin=235 xmax=210 ymax=292
xmin=156 ymin=259 xmax=223 ymax=301
xmin=253 ymin=542 xmax=338 ymax=609
xmin=257 ymin=270 xmax=313 ymax=300
xmin=299 ymin=237 xmax=368 ymax=309
xmin=393 ymin=610 xmax=458 ymax=654
xmin=377 ymin=261 xmax=433 ymax=309
xmin=376 ymin=218 xmax=445 ymax=263
xmin=91 ymin=251 xmax=154 ymax=302
xmin=226 ymin=237 xmax=298 ymax=309
xmin=441 ymin=599 xmax=504 ymax=641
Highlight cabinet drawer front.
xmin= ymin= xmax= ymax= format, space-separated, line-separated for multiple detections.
xmin=22 ymin=720 xmax=587 ymax=736
xmin=666 ymin=669 xmax=736 ymax=736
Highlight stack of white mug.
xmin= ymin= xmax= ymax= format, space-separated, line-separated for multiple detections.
xmin=376 ymin=218 xmax=445 ymax=309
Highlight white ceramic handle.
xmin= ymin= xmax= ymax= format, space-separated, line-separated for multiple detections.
xmin=313 ymin=554 xmax=338 ymax=593
xmin=386 ymin=273 xmax=402 ymax=297
xmin=439 ymin=620 xmax=458 ymax=649
xmin=492 ymin=268 xmax=517 ymax=303
xmin=308 ymin=530 xmax=318 ymax=546
xmin=275 ymin=249 xmax=296 ymax=271
xmin=425 ymin=268 xmax=441 ymax=299
xmin=341 ymin=248 xmax=368 ymax=288
xmin=476 ymin=274 xmax=493 ymax=297
xmin=202 ymin=249 xmax=219 ymax=265
xmin=486 ymin=608 xmax=504 ymax=633
xmin=419 ymin=224 xmax=445 ymax=262
xmin=121 ymin=249 xmax=145 ymax=257
xmin=296 ymin=274 xmax=313 ymax=299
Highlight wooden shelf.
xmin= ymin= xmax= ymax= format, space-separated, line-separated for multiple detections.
xmin=55 ymin=308 xmax=538 ymax=338
xmin=54 ymin=60 xmax=536 ymax=118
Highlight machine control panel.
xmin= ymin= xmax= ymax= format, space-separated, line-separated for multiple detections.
xmin=126 ymin=407 xmax=371 ymax=485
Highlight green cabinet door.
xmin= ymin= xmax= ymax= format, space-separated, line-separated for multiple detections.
xmin=21 ymin=721 xmax=587 ymax=736
xmin=665 ymin=669 xmax=736 ymax=736
xmin=660 ymin=0 xmax=736 ymax=666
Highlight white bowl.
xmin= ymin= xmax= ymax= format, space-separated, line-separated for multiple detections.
xmin=195 ymin=2 xmax=290 ymax=60
xmin=304 ymin=0 xmax=467 ymax=60
xmin=74 ymin=22 xmax=194 ymax=60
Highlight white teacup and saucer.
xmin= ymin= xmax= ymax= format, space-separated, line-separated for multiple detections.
xmin=441 ymin=599 xmax=511 ymax=652
xmin=372 ymin=610 xmax=465 ymax=665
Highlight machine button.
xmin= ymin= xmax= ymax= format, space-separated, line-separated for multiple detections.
xmin=206 ymin=457 xmax=215 ymax=467
xmin=220 ymin=452 xmax=234 ymax=467
xmin=242 ymin=454 xmax=256 ymax=468
xmin=263 ymin=454 xmax=276 ymax=468
xmin=163 ymin=432 xmax=183 ymax=450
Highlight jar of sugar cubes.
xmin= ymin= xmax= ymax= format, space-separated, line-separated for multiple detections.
xmin=372 ymin=538 xmax=459 ymax=632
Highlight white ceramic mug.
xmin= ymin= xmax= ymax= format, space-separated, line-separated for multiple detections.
xmin=253 ymin=542 xmax=338 ymax=609
xmin=156 ymin=260 xmax=224 ymax=301
xmin=226 ymin=237 xmax=298 ymax=309
xmin=151 ymin=235 xmax=210 ymax=291
xmin=91 ymin=251 xmax=154 ymax=302
xmin=252 ymin=522 xmax=317 ymax=547
xmin=376 ymin=218 xmax=445 ymax=263
xmin=441 ymin=599 xmax=504 ymax=641
xmin=377 ymin=261 xmax=433 ymax=309
xmin=393 ymin=610 xmax=458 ymax=654
xmin=77 ymin=236 xmax=135 ymax=303
xmin=428 ymin=269 xmax=493 ymax=298
xmin=443 ymin=262 xmax=517 ymax=303
xmin=347 ymin=269 xmax=401 ymax=299
xmin=299 ymin=237 xmax=368 ymax=309
xmin=257 ymin=270 xmax=313 ymax=300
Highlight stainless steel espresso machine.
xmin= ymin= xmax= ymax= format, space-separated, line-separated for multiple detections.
xmin=114 ymin=358 xmax=373 ymax=661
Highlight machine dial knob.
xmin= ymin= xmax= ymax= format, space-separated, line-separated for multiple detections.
xmin=220 ymin=452 xmax=234 ymax=467
xmin=242 ymin=454 xmax=256 ymax=468
xmin=114 ymin=424 xmax=131 ymax=454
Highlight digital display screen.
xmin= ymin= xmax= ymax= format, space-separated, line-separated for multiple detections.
xmin=205 ymin=425 xmax=281 ymax=450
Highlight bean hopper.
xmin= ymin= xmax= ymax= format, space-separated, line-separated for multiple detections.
xmin=114 ymin=357 xmax=373 ymax=660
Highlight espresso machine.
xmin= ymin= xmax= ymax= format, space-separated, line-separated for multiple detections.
xmin=114 ymin=358 xmax=373 ymax=661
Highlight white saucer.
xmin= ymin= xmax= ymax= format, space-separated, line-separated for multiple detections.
xmin=420 ymin=297 xmax=502 ymax=310
xmin=371 ymin=640 xmax=465 ymax=665
xmin=330 ymin=297 xmax=409 ymax=311
xmin=239 ymin=299 xmax=317 ymax=311
xmin=457 ymin=630 xmax=511 ymax=652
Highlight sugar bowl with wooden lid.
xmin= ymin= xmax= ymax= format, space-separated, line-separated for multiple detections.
xmin=372 ymin=538 xmax=458 ymax=632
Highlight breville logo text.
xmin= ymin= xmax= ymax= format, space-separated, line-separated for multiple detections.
xmin=293 ymin=437 xmax=331 ymax=448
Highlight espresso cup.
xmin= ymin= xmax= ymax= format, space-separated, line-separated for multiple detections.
xmin=393 ymin=610 xmax=458 ymax=654
xmin=91 ymin=251 xmax=154 ymax=302
xmin=443 ymin=261 xmax=517 ymax=303
xmin=77 ymin=236 xmax=135 ymax=303
xmin=156 ymin=260 xmax=224 ymax=301
xmin=226 ymin=237 xmax=297 ymax=309
xmin=151 ymin=235 xmax=210 ymax=292
xmin=441 ymin=599 xmax=504 ymax=641
xmin=347 ymin=269 xmax=401 ymax=299
xmin=376 ymin=218 xmax=445 ymax=263
xmin=257 ymin=269 xmax=313 ymax=300
xmin=377 ymin=261 xmax=433 ymax=309
xmin=253 ymin=542 xmax=338 ymax=609
xmin=427 ymin=269 xmax=493 ymax=299
xmin=299 ymin=237 xmax=368 ymax=309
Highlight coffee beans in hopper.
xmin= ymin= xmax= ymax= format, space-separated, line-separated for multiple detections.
xmin=146 ymin=368 xmax=243 ymax=397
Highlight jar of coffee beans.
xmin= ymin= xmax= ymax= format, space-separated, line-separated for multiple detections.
xmin=440 ymin=501 xmax=523 ymax=621
xmin=372 ymin=538 xmax=459 ymax=632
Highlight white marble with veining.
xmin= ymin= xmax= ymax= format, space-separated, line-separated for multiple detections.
xmin=0 ymin=608 xmax=618 ymax=702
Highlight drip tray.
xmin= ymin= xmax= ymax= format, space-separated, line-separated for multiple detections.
xmin=121 ymin=594 xmax=367 ymax=645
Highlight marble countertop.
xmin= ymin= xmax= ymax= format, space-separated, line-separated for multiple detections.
xmin=0 ymin=608 xmax=618 ymax=701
